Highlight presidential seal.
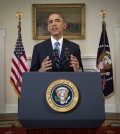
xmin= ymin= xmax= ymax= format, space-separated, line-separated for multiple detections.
xmin=46 ymin=79 xmax=79 ymax=112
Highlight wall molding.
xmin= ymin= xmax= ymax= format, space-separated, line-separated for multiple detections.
xmin=27 ymin=56 xmax=97 ymax=72
xmin=6 ymin=104 xmax=18 ymax=113
xmin=82 ymin=56 xmax=97 ymax=71
xmin=105 ymin=104 xmax=116 ymax=113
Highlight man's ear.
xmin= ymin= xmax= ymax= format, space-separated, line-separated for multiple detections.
xmin=63 ymin=23 xmax=67 ymax=30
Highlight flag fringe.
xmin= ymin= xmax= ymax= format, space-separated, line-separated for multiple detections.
xmin=10 ymin=80 xmax=20 ymax=98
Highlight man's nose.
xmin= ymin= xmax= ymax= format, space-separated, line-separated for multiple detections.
xmin=52 ymin=21 xmax=57 ymax=26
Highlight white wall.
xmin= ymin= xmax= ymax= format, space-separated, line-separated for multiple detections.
xmin=0 ymin=0 xmax=120 ymax=113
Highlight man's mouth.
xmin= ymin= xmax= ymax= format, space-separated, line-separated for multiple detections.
xmin=51 ymin=27 xmax=58 ymax=31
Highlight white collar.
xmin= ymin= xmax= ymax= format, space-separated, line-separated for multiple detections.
xmin=51 ymin=36 xmax=63 ymax=47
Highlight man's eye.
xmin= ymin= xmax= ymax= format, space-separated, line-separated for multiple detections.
xmin=55 ymin=19 xmax=60 ymax=22
xmin=48 ymin=21 xmax=52 ymax=24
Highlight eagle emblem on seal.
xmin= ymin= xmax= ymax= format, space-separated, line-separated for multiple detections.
xmin=55 ymin=87 xmax=70 ymax=104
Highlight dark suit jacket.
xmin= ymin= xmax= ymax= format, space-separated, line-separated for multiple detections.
xmin=30 ymin=38 xmax=83 ymax=72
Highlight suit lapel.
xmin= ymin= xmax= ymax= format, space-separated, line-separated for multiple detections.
xmin=60 ymin=39 xmax=69 ymax=60
xmin=46 ymin=39 xmax=53 ymax=59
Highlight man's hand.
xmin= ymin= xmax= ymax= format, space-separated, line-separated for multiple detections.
xmin=39 ymin=56 xmax=52 ymax=72
xmin=70 ymin=55 xmax=81 ymax=72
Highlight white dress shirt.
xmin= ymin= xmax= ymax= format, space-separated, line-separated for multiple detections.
xmin=51 ymin=36 xmax=63 ymax=55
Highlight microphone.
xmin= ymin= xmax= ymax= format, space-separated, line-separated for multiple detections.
xmin=59 ymin=47 xmax=70 ymax=71
xmin=64 ymin=48 xmax=70 ymax=62
xmin=53 ymin=49 xmax=61 ymax=71
xmin=53 ymin=49 xmax=59 ymax=62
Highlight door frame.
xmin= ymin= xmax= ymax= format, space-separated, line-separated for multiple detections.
xmin=0 ymin=28 xmax=5 ymax=113
xmin=114 ymin=25 xmax=120 ymax=113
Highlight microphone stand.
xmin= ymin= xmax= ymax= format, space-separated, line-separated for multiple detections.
xmin=53 ymin=48 xmax=70 ymax=72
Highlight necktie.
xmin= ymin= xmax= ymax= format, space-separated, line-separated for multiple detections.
xmin=54 ymin=42 xmax=61 ymax=71
xmin=54 ymin=42 xmax=60 ymax=58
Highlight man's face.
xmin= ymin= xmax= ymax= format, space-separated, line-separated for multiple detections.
xmin=47 ymin=14 xmax=66 ymax=39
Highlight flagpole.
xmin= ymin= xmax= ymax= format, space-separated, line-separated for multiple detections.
xmin=16 ymin=12 xmax=23 ymax=26
xmin=100 ymin=9 xmax=107 ymax=48
xmin=100 ymin=9 xmax=107 ymax=21
xmin=100 ymin=10 xmax=107 ymax=89
xmin=16 ymin=11 xmax=23 ymax=35
xmin=16 ymin=11 xmax=23 ymax=87
xmin=16 ymin=11 xmax=23 ymax=110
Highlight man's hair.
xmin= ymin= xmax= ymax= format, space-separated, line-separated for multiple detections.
xmin=48 ymin=13 xmax=66 ymax=23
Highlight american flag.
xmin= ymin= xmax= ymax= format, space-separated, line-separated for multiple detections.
xmin=10 ymin=22 xmax=27 ymax=97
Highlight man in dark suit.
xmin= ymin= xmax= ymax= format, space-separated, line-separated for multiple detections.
xmin=30 ymin=13 xmax=83 ymax=72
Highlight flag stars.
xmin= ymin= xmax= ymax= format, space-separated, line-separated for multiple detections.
xmin=99 ymin=45 xmax=109 ymax=48
xmin=14 ymin=41 xmax=25 ymax=58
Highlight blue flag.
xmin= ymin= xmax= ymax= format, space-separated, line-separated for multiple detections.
xmin=96 ymin=21 xmax=114 ymax=96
